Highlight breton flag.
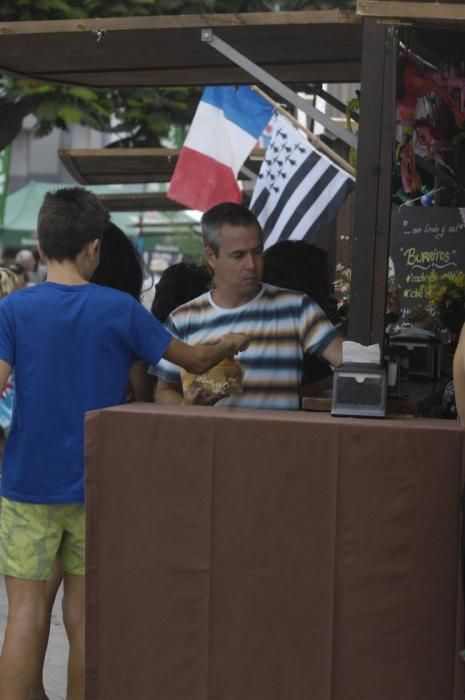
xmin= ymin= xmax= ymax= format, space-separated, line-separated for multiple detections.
xmin=168 ymin=86 xmax=274 ymax=212
xmin=250 ymin=115 xmax=355 ymax=248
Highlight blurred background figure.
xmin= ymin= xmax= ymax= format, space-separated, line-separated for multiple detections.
xmin=263 ymin=240 xmax=339 ymax=324
xmin=91 ymin=222 xmax=150 ymax=403
xmin=151 ymin=262 xmax=212 ymax=323
xmin=0 ymin=268 xmax=19 ymax=464
xmin=150 ymin=262 xmax=212 ymax=401
xmin=7 ymin=262 xmax=28 ymax=289
xmin=15 ymin=249 xmax=43 ymax=285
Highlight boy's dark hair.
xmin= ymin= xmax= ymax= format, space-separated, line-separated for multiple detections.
xmin=151 ymin=262 xmax=211 ymax=322
xmin=91 ymin=222 xmax=144 ymax=300
xmin=38 ymin=187 xmax=110 ymax=262
xmin=201 ymin=203 xmax=262 ymax=255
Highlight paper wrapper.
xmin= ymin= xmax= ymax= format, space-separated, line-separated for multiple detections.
xmin=181 ymin=359 xmax=245 ymax=398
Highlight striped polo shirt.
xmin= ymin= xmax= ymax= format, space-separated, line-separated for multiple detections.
xmin=150 ymin=283 xmax=338 ymax=411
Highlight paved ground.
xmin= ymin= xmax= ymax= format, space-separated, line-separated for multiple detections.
xmin=0 ymin=575 xmax=68 ymax=700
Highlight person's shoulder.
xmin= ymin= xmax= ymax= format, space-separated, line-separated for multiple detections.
xmin=1 ymin=283 xmax=40 ymax=306
xmin=89 ymin=282 xmax=128 ymax=297
xmin=171 ymin=291 xmax=211 ymax=317
xmin=262 ymin=283 xmax=306 ymax=303
xmin=89 ymin=283 xmax=138 ymax=305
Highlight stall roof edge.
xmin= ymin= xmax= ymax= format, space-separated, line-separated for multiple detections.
xmin=0 ymin=11 xmax=363 ymax=87
xmin=357 ymin=1 xmax=465 ymax=23
xmin=0 ymin=10 xmax=361 ymax=33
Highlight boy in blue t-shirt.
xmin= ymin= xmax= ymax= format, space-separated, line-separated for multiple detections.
xmin=0 ymin=187 xmax=248 ymax=700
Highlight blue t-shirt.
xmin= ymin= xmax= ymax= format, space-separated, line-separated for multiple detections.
xmin=0 ymin=282 xmax=171 ymax=504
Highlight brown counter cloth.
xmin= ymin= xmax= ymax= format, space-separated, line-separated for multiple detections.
xmin=85 ymin=405 xmax=465 ymax=700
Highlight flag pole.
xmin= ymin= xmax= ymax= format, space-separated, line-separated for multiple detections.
xmin=252 ymin=85 xmax=356 ymax=179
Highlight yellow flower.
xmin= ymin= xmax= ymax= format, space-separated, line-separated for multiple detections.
xmin=424 ymin=270 xmax=465 ymax=311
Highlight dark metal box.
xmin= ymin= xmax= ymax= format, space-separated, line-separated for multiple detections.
xmin=389 ymin=335 xmax=441 ymax=380
xmin=331 ymin=362 xmax=387 ymax=418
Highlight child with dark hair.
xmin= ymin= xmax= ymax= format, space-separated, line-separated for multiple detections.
xmin=31 ymin=221 xmax=150 ymax=700
xmin=0 ymin=187 xmax=249 ymax=700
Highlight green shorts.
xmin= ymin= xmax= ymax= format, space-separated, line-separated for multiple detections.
xmin=0 ymin=497 xmax=85 ymax=580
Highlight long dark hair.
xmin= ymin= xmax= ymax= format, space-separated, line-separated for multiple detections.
xmin=91 ymin=222 xmax=144 ymax=300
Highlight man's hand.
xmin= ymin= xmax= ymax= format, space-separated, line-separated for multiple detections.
xmin=221 ymin=332 xmax=250 ymax=358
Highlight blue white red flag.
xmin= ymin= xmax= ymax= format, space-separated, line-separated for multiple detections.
xmin=168 ymin=86 xmax=274 ymax=212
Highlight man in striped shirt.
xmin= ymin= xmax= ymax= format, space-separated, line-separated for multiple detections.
xmin=151 ymin=203 xmax=342 ymax=411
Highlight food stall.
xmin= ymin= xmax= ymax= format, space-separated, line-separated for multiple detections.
xmin=0 ymin=8 xmax=464 ymax=699
xmin=85 ymin=403 xmax=465 ymax=700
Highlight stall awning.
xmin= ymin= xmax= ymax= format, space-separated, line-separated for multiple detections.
xmin=0 ymin=11 xmax=363 ymax=87
xmin=1 ymin=180 xmax=202 ymax=247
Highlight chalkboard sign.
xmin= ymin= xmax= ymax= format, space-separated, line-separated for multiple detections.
xmin=390 ymin=207 xmax=465 ymax=314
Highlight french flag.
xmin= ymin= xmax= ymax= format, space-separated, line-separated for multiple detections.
xmin=168 ymin=86 xmax=274 ymax=212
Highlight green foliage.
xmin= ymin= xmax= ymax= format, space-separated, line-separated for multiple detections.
xmin=0 ymin=0 xmax=355 ymax=21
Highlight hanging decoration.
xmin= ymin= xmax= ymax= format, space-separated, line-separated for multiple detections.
xmin=395 ymin=49 xmax=465 ymax=205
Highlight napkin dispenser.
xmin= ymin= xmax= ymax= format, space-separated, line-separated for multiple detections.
xmin=389 ymin=328 xmax=441 ymax=379
xmin=331 ymin=362 xmax=387 ymax=418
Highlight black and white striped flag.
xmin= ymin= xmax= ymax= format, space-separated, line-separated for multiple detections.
xmin=250 ymin=115 xmax=355 ymax=249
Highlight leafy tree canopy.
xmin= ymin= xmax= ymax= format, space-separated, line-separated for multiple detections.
xmin=0 ymin=0 xmax=355 ymax=152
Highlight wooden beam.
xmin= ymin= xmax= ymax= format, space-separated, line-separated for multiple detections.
xmin=357 ymin=1 xmax=465 ymax=22
xmin=39 ymin=63 xmax=362 ymax=88
xmin=97 ymin=193 xmax=185 ymax=212
xmin=0 ymin=13 xmax=363 ymax=88
xmin=349 ymin=18 xmax=397 ymax=346
xmin=371 ymin=25 xmax=398 ymax=348
xmin=58 ymin=148 xmax=264 ymax=186
xmin=0 ymin=11 xmax=359 ymax=35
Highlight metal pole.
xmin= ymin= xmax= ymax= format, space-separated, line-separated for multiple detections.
xmin=200 ymin=28 xmax=358 ymax=150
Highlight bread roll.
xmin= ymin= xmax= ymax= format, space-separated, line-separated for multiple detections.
xmin=181 ymin=358 xmax=244 ymax=397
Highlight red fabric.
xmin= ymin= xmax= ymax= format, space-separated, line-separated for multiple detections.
xmin=168 ymin=147 xmax=242 ymax=212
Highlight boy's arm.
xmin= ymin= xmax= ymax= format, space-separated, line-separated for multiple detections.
xmin=0 ymin=359 xmax=12 ymax=394
xmin=163 ymin=334 xmax=249 ymax=375
xmin=129 ymin=360 xmax=153 ymax=402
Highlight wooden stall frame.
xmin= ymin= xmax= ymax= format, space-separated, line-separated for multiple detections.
xmin=357 ymin=1 xmax=465 ymax=23
xmin=349 ymin=19 xmax=397 ymax=346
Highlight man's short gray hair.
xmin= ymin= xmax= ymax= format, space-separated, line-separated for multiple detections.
xmin=201 ymin=202 xmax=262 ymax=256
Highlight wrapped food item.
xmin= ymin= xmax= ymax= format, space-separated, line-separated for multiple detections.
xmin=181 ymin=358 xmax=244 ymax=398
